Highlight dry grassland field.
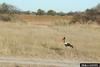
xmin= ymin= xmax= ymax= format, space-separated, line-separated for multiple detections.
xmin=0 ymin=63 xmax=59 ymax=67
xmin=0 ymin=15 xmax=100 ymax=67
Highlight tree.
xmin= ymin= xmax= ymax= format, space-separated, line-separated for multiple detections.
xmin=32 ymin=11 xmax=36 ymax=15
xmin=95 ymin=3 xmax=100 ymax=10
xmin=36 ymin=9 xmax=45 ymax=15
xmin=23 ymin=11 xmax=31 ymax=14
xmin=0 ymin=3 xmax=9 ymax=13
xmin=47 ymin=10 xmax=56 ymax=16
xmin=57 ymin=12 xmax=66 ymax=16
xmin=8 ymin=5 xmax=20 ymax=14
xmin=0 ymin=3 xmax=20 ymax=14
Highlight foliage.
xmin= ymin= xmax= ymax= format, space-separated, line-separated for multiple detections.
xmin=70 ymin=14 xmax=90 ymax=24
xmin=57 ymin=12 xmax=66 ymax=16
xmin=70 ymin=3 xmax=100 ymax=24
xmin=36 ymin=9 xmax=45 ymax=15
xmin=47 ymin=10 xmax=56 ymax=16
xmin=0 ymin=3 xmax=20 ymax=14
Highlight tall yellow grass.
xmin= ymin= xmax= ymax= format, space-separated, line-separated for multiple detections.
xmin=0 ymin=63 xmax=58 ymax=67
xmin=0 ymin=18 xmax=100 ymax=61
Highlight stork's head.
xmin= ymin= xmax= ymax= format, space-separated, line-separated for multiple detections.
xmin=63 ymin=37 xmax=66 ymax=41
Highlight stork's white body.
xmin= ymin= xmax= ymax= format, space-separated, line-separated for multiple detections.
xmin=64 ymin=42 xmax=68 ymax=44
xmin=63 ymin=37 xmax=73 ymax=48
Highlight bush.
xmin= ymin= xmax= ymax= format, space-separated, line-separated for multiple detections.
xmin=0 ymin=15 xmax=11 ymax=21
xmin=69 ymin=13 xmax=95 ymax=24
xmin=96 ymin=16 xmax=100 ymax=24
xmin=47 ymin=10 xmax=56 ymax=16
xmin=0 ymin=3 xmax=20 ymax=14
xmin=36 ymin=9 xmax=45 ymax=15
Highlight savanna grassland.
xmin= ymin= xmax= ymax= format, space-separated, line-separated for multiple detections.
xmin=0 ymin=63 xmax=59 ymax=67
xmin=0 ymin=15 xmax=100 ymax=62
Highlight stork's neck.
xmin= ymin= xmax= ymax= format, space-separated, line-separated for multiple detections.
xmin=64 ymin=39 xmax=66 ymax=43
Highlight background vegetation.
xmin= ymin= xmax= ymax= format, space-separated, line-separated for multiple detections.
xmin=0 ymin=2 xmax=100 ymax=62
xmin=0 ymin=3 xmax=100 ymax=24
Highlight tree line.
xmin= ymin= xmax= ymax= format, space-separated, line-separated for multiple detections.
xmin=0 ymin=3 xmax=100 ymax=15
xmin=0 ymin=3 xmax=100 ymax=24
xmin=0 ymin=3 xmax=66 ymax=16
xmin=0 ymin=3 xmax=20 ymax=14
xmin=70 ymin=4 xmax=100 ymax=24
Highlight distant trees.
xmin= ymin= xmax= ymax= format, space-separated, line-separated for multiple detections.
xmin=32 ymin=11 xmax=36 ymax=15
xmin=47 ymin=10 xmax=56 ymax=16
xmin=94 ymin=3 xmax=100 ymax=12
xmin=22 ymin=11 xmax=31 ymax=14
xmin=0 ymin=3 xmax=100 ymax=24
xmin=57 ymin=12 xmax=66 ymax=16
xmin=0 ymin=3 xmax=67 ymax=16
xmin=36 ymin=9 xmax=45 ymax=15
xmin=34 ymin=9 xmax=66 ymax=16
xmin=0 ymin=3 xmax=20 ymax=14
xmin=0 ymin=3 xmax=20 ymax=21
xmin=85 ymin=4 xmax=100 ymax=24
xmin=69 ymin=3 xmax=100 ymax=24
xmin=0 ymin=2 xmax=100 ymax=24
xmin=0 ymin=3 xmax=9 ymax=13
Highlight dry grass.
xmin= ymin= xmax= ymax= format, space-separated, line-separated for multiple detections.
xmin=15 ymin=14 xmax=72 ymax=25
xmin=0 ymin=22 xmax=99 ymax=61
xmin=51 ymin=24 xmax=100 ymax=61
xmin=0 ymin=17 xmax=100 ymax=63
xmin=0 ymin=63 xmax=58 ymax=67
xmin=0 ymin=22 xmax=63 ymax=59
